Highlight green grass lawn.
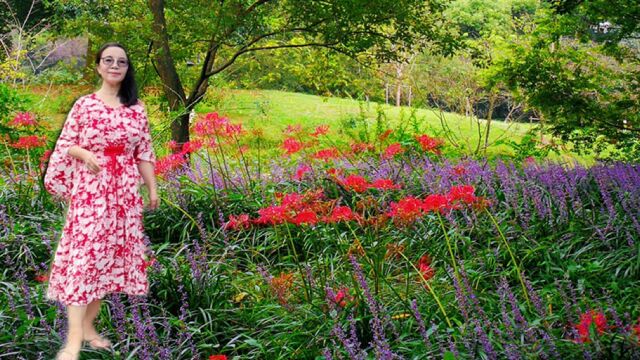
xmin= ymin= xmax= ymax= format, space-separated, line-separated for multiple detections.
xmin=21 ymin=85 xmax=587 ymax=163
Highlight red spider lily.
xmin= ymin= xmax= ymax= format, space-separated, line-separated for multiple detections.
xmin=370 ymin=178 xmax=401 ymax=190
xmin=575 ymin=310 xmax=608 ymax=343
xmin=39 ymin=149 xmax=53 ymax=171
xmin=422 ymin=194 xmax=450 ymax=213
xmin=324 ymin=205 xmax=358 ymax=223
xmin=292 ymin=210 xmax=318 ymax=226
xmin=350 ymin=142 xmax=375 ymax=154
xmin=339 ymin=175 xmax=370 ymax=193
xmin=447 ymin=185 xmax=477 ymax=204
xmin=327 ymin=168 xmax=343 ymax=178
xmin=633 ymin=319 xmax=640 ymax=343
xmin=452 ymin=164 xmax=466 ymax=176
xmin=209 ymin=355 xmax=228 ymax=360
xmin=193 ymin=112 xmax=242 ymax=138
xmin=382 ymin=143 xmax=404 ymax=159
xmin=280 ymin=192 xmax=306 ymax=211
xmin=225 ymin=123 xmax=243 ymax=137
xmin=284 ymin=124 xmax=303 ymax=135
xmin=310 ymin=124 xmax=329 ymax=137
xmin=415 ymin=134 xmax=444 ymax=153
xmin=10 ymin=135 xmax=46 ymax=149
xmin=312 ymin=148 xmax=340 ymax=161
xmin=35 ymin=273 xmax=48 ymax=283
xmin=417 ymin=255 xmax=435 ymax=281
xmin=181 ymin=140 xmax=203 ymax=154
xmin=9 ymin=112 xmax=38 ymax=127
xmin=379 ymin=129 xmax=393 ymax=141
xmin=193 ymin=112 xmax=228 ymax=137
xmin=155 ymin=153 xmax=187 ymax=176
xmin=333 ymin=287 xmax=353 ymax=308
xmin=254 ymin=205 xmax=291 ymax=225
xmin=388 ymin=196 xmax=425 ymax=223
xmin=225 ymin=214 xmax=251 ymax=230
xmin=282 ymin=137 xmax=304 ymax=155
xmin=293 ymin=164 xmax=312 ymax=181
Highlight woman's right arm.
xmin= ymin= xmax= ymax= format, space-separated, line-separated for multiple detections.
xmin=68 ymin=145 xmax=101 ymax=174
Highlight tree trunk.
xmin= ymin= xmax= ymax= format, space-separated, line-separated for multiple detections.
xmin=148 ymin=0 xmax=189 ymax=148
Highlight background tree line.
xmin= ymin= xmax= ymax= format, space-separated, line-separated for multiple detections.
xmin=1 ymin=0 xmax=639 ymax=160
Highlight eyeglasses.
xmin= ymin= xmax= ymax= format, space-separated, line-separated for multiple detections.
xmin=100 ymin=57 xmax=129 ymax=68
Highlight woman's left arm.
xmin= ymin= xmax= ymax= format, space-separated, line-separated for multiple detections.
xmin=138 ymin=161 xmax=158 ymax=209
xmin=134 ymin=102 xmax=158 ymax=210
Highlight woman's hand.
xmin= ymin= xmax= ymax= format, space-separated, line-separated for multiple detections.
xmin=69 ymin=146 xmax=101 ymax=174
xmin=82 ymin=151 xmax=101 ymax=174
xmin=148 ymin=188 xmax=159 ymax=210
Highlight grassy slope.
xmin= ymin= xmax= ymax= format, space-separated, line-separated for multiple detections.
xmin=22 ymin=85 xmax=584 ymax=162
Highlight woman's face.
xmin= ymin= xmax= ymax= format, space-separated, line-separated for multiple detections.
xmin=96 ymin=46 xmax=128 ymax=87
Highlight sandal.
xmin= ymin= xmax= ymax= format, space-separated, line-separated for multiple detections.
xmin=85 ymin=335 xmax=112 ymax=350
xmin=55 ymin=348 xmax=79 ymax=360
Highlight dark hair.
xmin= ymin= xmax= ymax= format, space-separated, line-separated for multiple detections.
xmin=95 ymin=42 xmax=138 ymax=107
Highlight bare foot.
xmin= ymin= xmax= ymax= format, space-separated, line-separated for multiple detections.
xmin=83 ymin=323 xmax=112 ymax=349
xmin=56 ymin=329 xmax=83 ymax=360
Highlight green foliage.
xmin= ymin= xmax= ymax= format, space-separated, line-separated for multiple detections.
xmin=489 ymin=1 xmax=640 ymax=160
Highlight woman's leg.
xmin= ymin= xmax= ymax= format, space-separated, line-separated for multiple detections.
xmin=82 ymin=298 xmax=111 ymax=347
xmin=57 ymin=304 xmax=87 ymax=357
xmin=82 ymin=299 xmax=102 ymax=337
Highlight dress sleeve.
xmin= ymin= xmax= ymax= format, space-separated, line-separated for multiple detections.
xmin=134 ymin=104 xmax=156 ymax=165
xmin=44 ymin=98 xmax=84 ymax=199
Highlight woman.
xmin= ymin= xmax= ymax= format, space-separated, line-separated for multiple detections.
xmin=44 ymin=42 xmax=158 ymax=360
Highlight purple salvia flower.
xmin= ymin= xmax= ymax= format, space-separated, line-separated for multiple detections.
xmin=410 ymin=299 xmax=431 ymax=348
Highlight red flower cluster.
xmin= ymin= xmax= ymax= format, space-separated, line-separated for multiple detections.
xmin=282 ymin=137 xmax=304 ymax=155
xmin=330 ymin=286 xmax=353 ymax=308
xmin=225 ymin=190 xmax=363 ymax=229
xmin=338 ymin=175 xmax=401 ymax=193
xmin=10 ymin=135 xmax=46 ymax=149
xmin=35 ymin=273 xmax=49 ymax=283
xmin=340 ymin=175 xmax=370 ymax=192
xmin=350 ymin=142 xmax=375 ymax=154
xmin=417 ymin=254 xmax=435 ymax=282
xmin=575 ymin=310 xmax=608 ymax=343
xmin=387 ymin=185 xmax=488 ymax=224
xmin=293 ymin=164 xmax=312 ymax=180
xmin=312 ymin=148 xmax=340 ymax=161
xmin=155 ymin=153 xmax=187 ymax=176
xmin=9 ymin=112 xmax=38 ymax=128
xmin=209 ymin=355 xmax=227 ymax=360
xmin=382 ymin=143 xmax=404 ymax=159
xmin=415 ymin=134 xmax=444 ymax=153
xmin=310 ymin=125 xmax=329 ymax=137
xmin=193 ymin=112 xmax=243 ymax=138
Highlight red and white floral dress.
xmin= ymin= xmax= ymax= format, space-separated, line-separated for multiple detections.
xmin=44 ymin=93 xmax=156 ymax=306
